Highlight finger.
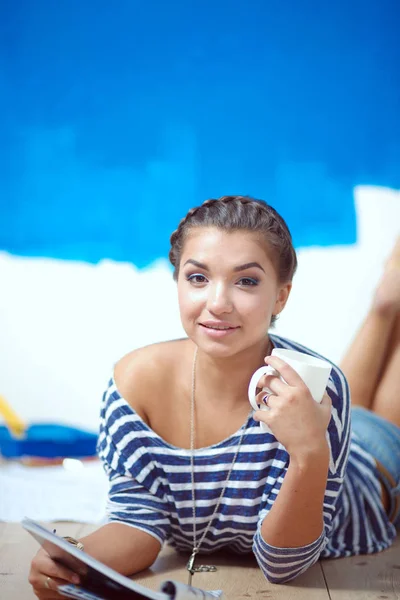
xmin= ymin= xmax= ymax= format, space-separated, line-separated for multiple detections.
xmin=47 ymin=575 xmax=71 ymax=591
xmin=261 ymin=375 xmax=288 ymax=396
xmin=41 ymin=556 xmax=80 ymax=584
xmin=253 ymin=408 xmax=275 ymax=431
xmin=32 ymin=588 xmax=61 ymax=599
xmin=255 ymin=371 xmax=276 ymax=390
xmin=32 ymin=576 xmax=64 ymax=599
xmin=265 ymin=356 xmax=307 ymax=388
xmin=33 ymin=589 xmax=62 ymax=599
xmin=30 ymin=550 xmax=80 ymax=588
xmin=255 ymin=390 xmax=280 ymax=409
xmin=253 ymin=408 xmax=272 ymax=423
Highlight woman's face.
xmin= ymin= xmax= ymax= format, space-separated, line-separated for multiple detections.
xmin=177 ymin=227 xmax=291 ymax=358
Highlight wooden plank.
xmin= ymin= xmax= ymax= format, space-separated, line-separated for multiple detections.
xmin=5 ymin=522 xmax=398 ymax=600
xmin=0 ymin=521 xmax=83 ymax=600
xmin=133 ymin=548 xmax=330 ymax=600
xmin=75 ymin=524 xmax=332 ymax=599
xmin=81 ymin=523 xmax=330 ymax=599
xmin=321 ymin=535 xmax=400 ymax=600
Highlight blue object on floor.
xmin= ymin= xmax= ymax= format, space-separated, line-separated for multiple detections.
xmin=0 ymin=424 xmax=98 ymax=458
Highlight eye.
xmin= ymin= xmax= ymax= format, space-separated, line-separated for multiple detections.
xmin=186 ymin=273 xmax=208 ymax=284
xmin=238 ymin=277 xmax=259 ymax=286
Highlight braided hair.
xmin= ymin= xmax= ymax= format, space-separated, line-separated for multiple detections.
xmin=170 ymin=195 xmax=297 ymax=281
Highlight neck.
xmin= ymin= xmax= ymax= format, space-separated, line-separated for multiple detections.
xmin=193 ymin=337 xmax=272 ymax=408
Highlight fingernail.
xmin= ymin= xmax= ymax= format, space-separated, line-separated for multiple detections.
xmin=72 ymin=575 xmax=80 ymax=584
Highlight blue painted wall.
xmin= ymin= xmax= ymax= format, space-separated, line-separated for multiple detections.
xmin=1 ymin=0 xmax=399 ymax=266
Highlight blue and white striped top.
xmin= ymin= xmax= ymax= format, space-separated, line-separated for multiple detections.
xmin=97 ymin=335 xmax=397 ymax=584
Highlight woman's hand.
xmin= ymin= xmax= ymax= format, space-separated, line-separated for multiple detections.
xmin=253 ymin=355 xmax=332 ymax=457
xmin=28 ymin=547 xmax=80 ymax=599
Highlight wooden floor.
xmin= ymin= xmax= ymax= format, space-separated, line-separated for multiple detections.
xmin=0 ymin=522 xmax=399 ymax=599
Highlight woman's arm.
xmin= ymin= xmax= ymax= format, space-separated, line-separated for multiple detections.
xmin=253 ymin=439 xmax=331 ymax=584
xmin=252 ymin=355 xmax=350 ymax=583
xmin=28 ymin=523 xmax=161 ymax=598
xmin=29 ymin=373 xmax=171 ymax=599
xmin=29 ymin=472 xmax=170 ymax=599
xmin=79 ymin=522 xmax=161 ymax=574
xmin=259 ymin=440 xmax=330 ymax=548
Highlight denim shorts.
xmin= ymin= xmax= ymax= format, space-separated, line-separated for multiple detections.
xmin=352 ymin=406 xmax=400 ymax=528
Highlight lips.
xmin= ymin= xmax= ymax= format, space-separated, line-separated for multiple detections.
xmin=199 ymin=321 xmax=239 ymax=330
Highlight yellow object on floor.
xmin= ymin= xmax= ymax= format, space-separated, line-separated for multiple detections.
xmin=0 ymin=395 xmax=26 ymax=438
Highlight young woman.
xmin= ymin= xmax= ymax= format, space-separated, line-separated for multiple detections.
xmin=29 ymin=196 xmax=400 ymax=598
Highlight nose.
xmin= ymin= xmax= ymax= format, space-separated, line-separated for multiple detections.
xmin=206 ymin=281 xmax=233 ymax=314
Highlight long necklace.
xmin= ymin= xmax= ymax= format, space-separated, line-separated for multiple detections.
xmin=186 ymin=347 xmax=251 ymax=586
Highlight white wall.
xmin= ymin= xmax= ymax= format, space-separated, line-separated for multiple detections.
xmin=1 ymin=185 xmax=399 ymax=432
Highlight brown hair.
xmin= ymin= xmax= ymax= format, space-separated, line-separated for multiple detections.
xmin=169 ymin=195 xmax=297 ymax=325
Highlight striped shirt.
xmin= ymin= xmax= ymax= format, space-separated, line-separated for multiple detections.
xmin=97 ymin=335 xmax=397 ymax=584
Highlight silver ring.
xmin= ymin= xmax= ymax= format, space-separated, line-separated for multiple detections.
xmin=262 ymin=393 xmax=274 ymax=406
xmin=44 ymin=576 xmax=52 ymax=589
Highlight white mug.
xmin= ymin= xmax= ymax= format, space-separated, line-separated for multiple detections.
xmin=248 ymin=348 xmax=332 ymax=434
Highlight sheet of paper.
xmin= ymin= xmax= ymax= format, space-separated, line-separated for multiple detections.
xmin=0 ymin=459 xmax=108 ymax=522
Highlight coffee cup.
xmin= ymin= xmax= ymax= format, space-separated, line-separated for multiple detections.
xmin=248 ymin=348 xmax=332 ymax=434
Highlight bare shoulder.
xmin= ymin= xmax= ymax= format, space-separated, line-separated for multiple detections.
xmin=113 ymin=339 xmax=191 ymax=421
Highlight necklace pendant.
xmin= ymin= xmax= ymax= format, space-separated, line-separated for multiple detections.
xmin=187 ymin=548 xmax=218 ymax=585
xmin=187 ymin=547 xmax=198 ymax=573
xmin=187 ymin=547 xmax=198 ymax=586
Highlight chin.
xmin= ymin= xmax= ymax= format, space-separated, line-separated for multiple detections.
xmin=198 ymin=342 xmax=239 ymax=357
xmin=194 ymin=331 xmax=257 ymax=360
xmin=183 ymin=322 xmax=269 ymax=357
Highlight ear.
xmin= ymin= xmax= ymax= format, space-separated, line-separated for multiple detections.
xmin=273 ymin=282 xmax=292 ymax=316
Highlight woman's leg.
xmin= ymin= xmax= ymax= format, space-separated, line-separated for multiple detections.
xmin=372 ymin=312 xmax=400 ymax=427
xmin=343 ymin=238 xmax=400 ymax=518
xmin=370 ymin=237 xmax=400 ymax=426
xmin=339 ymin=309 xmax=395 ymax=409
xmin=340 ymin=237 xmax=400 ymax=411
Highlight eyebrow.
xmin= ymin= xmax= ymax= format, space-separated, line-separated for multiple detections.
xmin=183 ymin=259 xmax=265 ymax=273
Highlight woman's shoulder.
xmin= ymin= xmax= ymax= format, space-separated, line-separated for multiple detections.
xmin=113 ymin=338 xmax=192 ymax=420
